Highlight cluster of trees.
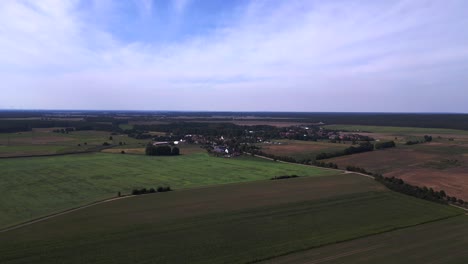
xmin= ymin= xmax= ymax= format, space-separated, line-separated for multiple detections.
xmin=132 ymin=186 xmax=172 ymax=195
xmin=52 ymin=127 xmax=75 ymax=134
xmin=374 ymin=141 xmax=396 ymax=149
xmin=145 ymin=144 xmax=180 ymax=156
xmin=271 ymin=175 xmax=300 ymax=180
xmin=316 ymin=142 xmax=374 ymax=160
xmin=406 ymin=135 xmax=433 ymax=145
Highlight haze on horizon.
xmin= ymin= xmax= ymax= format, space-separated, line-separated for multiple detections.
xmin=1 ymin=0 xmax=468 ymax=112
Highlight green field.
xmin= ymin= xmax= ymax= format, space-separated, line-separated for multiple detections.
xmin=0 ymin=153 xmax=335 ymax=228
xmin=324 ymin=125 xmax=468 ymax=135
xmin=0 ymin=174 xmax=462 ymax=264
xmin=264 ymin=215 xmax=468 ymax=264
xmin=118 ymin=123 xmax=134 ymax=130
xmin=0 ymin=130 xmax=148 ymax=157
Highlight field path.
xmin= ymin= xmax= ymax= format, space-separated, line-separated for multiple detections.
xmin=0 ymin=195 xmax=133 ymax=233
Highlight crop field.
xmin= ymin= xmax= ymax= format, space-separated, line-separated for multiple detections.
xmin=264 ymin=215 xmax=468 ymax=264
xmin=325 ymin=143 xmax=468 ymax=200
xmin=0 ymin=130 xmax=148 ymax=157
xmin=0 ymin=174 xmax=462 ymax=264
xmin=259 ymin=140 xmax=351 ymax=160
xmin=0 ymin=153 xmax=336 ymax=228
xmin=102 ymin=143 xmax=205 ymax=155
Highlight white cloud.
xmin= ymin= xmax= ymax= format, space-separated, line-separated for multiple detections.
xmin=0 ymin=0 xmax=468 ymax=111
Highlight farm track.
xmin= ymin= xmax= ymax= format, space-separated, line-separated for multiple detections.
xmin=0 ymin=195 xmax=133 ymax=233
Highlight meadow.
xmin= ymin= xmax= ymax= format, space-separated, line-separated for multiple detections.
xmin=264 ymin=215 xmax=468 ymax=264
xmin=0 ymin=174 xmax=462 ymax=264
xmin=0 ymin=152 xmax=335 ymax=228
xmin=0 ymin=130 xmax=148 ymax=157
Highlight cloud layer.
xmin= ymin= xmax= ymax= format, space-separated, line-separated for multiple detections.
xmin=1 ymin=0 xmax=468 ymax=112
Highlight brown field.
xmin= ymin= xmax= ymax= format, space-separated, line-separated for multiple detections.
xmin=260 ymin=140 xmax=350 ymax=160
xmin=325 ymin=144 xmax=468 ymax=200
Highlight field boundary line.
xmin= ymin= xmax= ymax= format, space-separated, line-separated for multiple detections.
xmin=303 ymin=244 xmax=384 ymax=264
xmin=253 ymin=214 xmax=465 ymax=264
xmin=0 ymin=195 xmax=134 ymax=233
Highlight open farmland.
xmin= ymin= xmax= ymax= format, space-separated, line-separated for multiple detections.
xmin=324 ymin=124 xmax=468 ymax=135
xmin=0 ymin=174 xmax=462 ymax=264
xmin=102 ymin=142 xmax=205 ymax=155
xmin=325 ymin=143 xmax=468 ymax=200
xmin=0 ymin=130 xmax=148 ymax=157
xmin=259 ymin=140 xmax=350 ymax=161
xmin=0 ymin=153 xmax=335 ymax=228
xmin=263 ymin=215 xmax=468 ymax=264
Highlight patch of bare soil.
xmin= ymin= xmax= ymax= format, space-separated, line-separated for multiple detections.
xmin=387 ymin=167 xmax=468 ymax=200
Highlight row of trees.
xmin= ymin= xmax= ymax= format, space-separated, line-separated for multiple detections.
xmin=145 ymin=144 xmax=180 ymax=156
xmin=316 ymin=141 xmax=396 ymax=160
xmin=346 ymin=165 xmax=467 ymax=207
xmin=132 ymin=186 xmax=172 ymax=195
xmin=374 ymin=175 xmax=462 ymax=205
xmin=271 ymin=175 xmax=300 ymax=180
xmin=316 ymin=142 xmax=375 ymax=160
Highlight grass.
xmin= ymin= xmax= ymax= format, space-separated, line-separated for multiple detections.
xmin=118 ymin=124 xmax=134 ymax=130
xmin=0 ymin=130 xmax=148 ymax=157
xmin=0 ymin=152 xmax=335 ymax=228
xmin=324 ymin=125 xmax=468 ymax=135
xmin=264 ymin=215 xmax=468 ymax=264
xmin=0 ymin=174 xmax=462 ymax=264
xmin=103 ymin=143 xmax=205 ymax=155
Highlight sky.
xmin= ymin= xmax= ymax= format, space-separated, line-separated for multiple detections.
xmin=1 ymin=0 xmax=468 ymax=112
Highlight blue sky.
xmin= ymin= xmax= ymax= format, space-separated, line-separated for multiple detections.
xmin=1 ymin=0 xmax=468 ymax=112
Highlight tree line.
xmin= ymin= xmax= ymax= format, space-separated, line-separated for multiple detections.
xmin=145 ymin=144 xmax=180 ymax=156
xmin=405 ymin=135 xmax=433 ymax=145
xmin=132 ymin=186 xmax=172 ymax=195
xmin=346 ymin=165 xmax=467 ymax=208
xmin=271 ymin=175 xmax=300 ymax=180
